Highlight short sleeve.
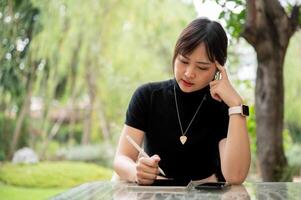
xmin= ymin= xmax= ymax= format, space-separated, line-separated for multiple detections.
xmin=215 ymin=102 xmax=229 ymax=142
xmin=125 ymin=84 xmax=150 ymax=132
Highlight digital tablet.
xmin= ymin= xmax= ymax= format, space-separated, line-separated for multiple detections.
xmin=151 ymin=179 xmax=191 ymax=186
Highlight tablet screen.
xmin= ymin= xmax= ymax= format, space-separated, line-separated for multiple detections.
xmin=151 ymin=179 xmax=190 ymax=186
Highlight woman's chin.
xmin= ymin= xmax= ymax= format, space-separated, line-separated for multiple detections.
xmin=179 ymin=85 xmax=196 ymax=93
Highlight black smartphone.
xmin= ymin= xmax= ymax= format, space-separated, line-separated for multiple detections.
xmin=195 ymin=182 xmax=230 ymax=190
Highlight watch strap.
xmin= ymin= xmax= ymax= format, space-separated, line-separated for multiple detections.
xmin=228 ymin=106 xmax=242 ymax=115
xmin=228 ymin=105 xmax=249 ymax=116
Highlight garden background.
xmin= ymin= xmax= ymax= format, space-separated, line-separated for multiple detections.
xmin=1 ymin=0 xmax=301 ymax=199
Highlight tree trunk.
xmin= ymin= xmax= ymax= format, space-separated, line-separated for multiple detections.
xmin=68 ymin=38 xmax=81 ymax=145
xmin=255 ymin=46 xmax=288 ymax=181
xmin=40 ymin=112 xmax=64 ymax=160
xmin=9 ymin=88 xmax=32 ymax=158
xmin=68 ymin=87 xmax=76 ymax=145
xmin=97 ymin=101 xmax=110 ymax=141
xmin=81 ymin=60 xmax=96 ymax=145
xmin=82 ymin=102 xmax=93 ymax=145
xmin=242 ymin=0 xmax=300 ymax=181
xmin=9 ymin=62 xmax=35 ymax=158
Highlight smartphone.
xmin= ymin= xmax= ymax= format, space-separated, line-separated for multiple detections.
xmin=194 ymin=182 xmax=230 ymax=190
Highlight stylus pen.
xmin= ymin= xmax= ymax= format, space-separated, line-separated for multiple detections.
xmin=126 ymin=135 xmax=166 ymax=177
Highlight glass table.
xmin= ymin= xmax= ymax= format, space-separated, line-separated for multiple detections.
xmin=50 ymin=181 xmax=301 ymax=200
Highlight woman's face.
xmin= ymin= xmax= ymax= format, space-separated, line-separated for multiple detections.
xmin=174 ymin=43 xmax=217 ymax=93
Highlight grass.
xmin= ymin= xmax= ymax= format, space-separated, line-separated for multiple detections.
xmin=0 ymin=161 xmax=113 ymax=200
xmin=0 ymin=161 xmax=113 ymax=187
xmin=0 ymin=182 xmax=65 ymax=200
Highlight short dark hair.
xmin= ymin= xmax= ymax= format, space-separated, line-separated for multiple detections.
xmin=172 ymin=18 xmax=228 ymax=67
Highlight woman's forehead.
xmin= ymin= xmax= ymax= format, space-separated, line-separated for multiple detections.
xmin=180 ymin=45 xmax=211 ymax=61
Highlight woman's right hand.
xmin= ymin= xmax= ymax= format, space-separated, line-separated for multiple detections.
xmin=135 ymin=154 xmax=161 ymax=185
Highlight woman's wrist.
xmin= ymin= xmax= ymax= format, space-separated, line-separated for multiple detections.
xmin=129 ymin=164 xmax=138 ymax=183
xmin=228 ymin=97 xmax=243 ymax=107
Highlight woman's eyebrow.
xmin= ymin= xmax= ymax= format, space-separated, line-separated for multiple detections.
xmin=181 ymin=55 xmax=211 ymax=65
xmin=196 ymin=61 xmax=211 ymax=65
xmin=181 ymin=55 xmax=190 ymax=59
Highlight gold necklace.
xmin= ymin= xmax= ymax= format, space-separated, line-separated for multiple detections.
xmin=174 ymin=85 xmax=207 ymax=145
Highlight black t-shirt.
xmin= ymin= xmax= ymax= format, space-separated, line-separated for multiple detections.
xmin=125 ymin=79 xmax=229 ymax=180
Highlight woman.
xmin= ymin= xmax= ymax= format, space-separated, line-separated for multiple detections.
xmin=113 ymin=17 xmax=251 ymax=185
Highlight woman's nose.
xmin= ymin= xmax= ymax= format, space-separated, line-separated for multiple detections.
xmin=184 ymin=65 xmax=196 ymax=79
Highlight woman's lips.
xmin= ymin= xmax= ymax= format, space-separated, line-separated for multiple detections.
xmin=181 ymin=79 xmax=193 ymax=87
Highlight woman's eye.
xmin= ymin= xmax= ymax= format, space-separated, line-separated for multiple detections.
xmin=180 ymin=59 xmax=189 ymax=64
xmin=197 ymin=66 xmax=208 ymax=70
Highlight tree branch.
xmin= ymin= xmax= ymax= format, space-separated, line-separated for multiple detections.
xmin=242 ymin=0 xmax=257 ymax=46
xmin=264 ymin=0 xmax=286 ymax=19
xmin=289 ymin=5 xmax=300 ymax=36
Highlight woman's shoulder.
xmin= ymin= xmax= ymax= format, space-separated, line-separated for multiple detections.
xmin=129 ymin=79 xmax=173 ymax=106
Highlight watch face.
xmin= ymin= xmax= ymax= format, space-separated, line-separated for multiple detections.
xmin=242 ymin=105 xmax=249 ymax=116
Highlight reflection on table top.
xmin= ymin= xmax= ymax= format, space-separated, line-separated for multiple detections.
xmin=50 ymin=181 xmax=301 ymax=200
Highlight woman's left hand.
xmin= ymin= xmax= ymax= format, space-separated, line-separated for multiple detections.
xmin=209 ymin=61 xmax=243 ymax=107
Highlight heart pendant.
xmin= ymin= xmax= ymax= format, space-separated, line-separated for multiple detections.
xmin=180 ymin=136 xmax=187 ymax=145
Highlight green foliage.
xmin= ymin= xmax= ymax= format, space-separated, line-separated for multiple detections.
xmin=0 ymin=161 xmax=113 ymax=188
xmin=0 ymin=0 xmax=40 ymax=103
xmin=286 ymin=143 xmax=301 ymax=177
xmin=93 ymin=0 xmax=195 ymax=128
xmin=206 ymin=0 xmax=246 ymax=38
xmin=0 ymin=114 xmax=30 ymax=161
xmin=53 ymin=123 xmax=83 ymax=143
xmin=245 ymin=104 xmax=257 ymax=174
xmin=56 ymin=144 xmax=114 ymax=167
xmin=35 ymin=141 xmax=61 ymax=160
xmin=275 ymin=129 xmax=301 ymax=181
xmin=26 ymin=0 xmax=196 ymax=146
xmin=0 ymin=182 xmax=64 ymax=200
xmin=284 ymin=32 xmax=301 ymax=142
xmin=283 ymin=127 xmax=301 ymax=177
xmin=0 ymin=0 xmax=198 ymax=160
xmin=247 ymin=105 xmax=256 ymax=154
xmin=285 ymin=3 xmax=301 ymax=27
xmin=219 ymin=2 xmax=245 ymax=38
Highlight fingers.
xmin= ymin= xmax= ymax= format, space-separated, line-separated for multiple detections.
xmin=210 ymin=84 xmax=222 ymax=102
xmin=212 ymin=61 xmax=243 ymax=106
xmin=215 ymin=61 xmax=228 ymax=79
xmin=141 ymin=155 xmax=160 ymax=167
xmin=157 ymin=175 xmax=169 ymax=180
xmin=136 ymin=168 xmax=158 ymax=185
xmin=137 ymin=160 xmax=159 ymax=174
xmin=136 ymin=155 xmax=161 ymax=185
xmin=210 ymin=89 xmax=222 ymax=102
xmin=209 ymin=80 xmax=219 ymax=87
xmin=136 ymin=177 xmax=155 ymax=185
xmin=136 ymin=166 xmax=158 ymax=179
xmin=211 ymin=61 xmax=228 ymax=102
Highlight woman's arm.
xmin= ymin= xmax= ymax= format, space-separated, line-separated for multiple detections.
xmin=113 ymin=125 xmax=160 ymax=184
xmin=210 ymin=62 xmax=251 ymax=184
xmin=219 ymin=115 xmax=251 ymax=184
xmin=113 ymin=125 xmax=144 ymax=182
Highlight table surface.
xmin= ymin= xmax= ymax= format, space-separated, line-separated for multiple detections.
xmin=50 ymin=181 xmax=301 ymax=200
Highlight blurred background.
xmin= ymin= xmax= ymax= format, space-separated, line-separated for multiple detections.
xmin=0 ymin=0 xmax=300 ymax=199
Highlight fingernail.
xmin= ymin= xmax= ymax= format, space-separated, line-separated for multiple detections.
xmin=153 ymin=155 xmax=160 ymax=161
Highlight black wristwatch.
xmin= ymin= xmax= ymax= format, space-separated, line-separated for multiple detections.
xmin=228 ymin=105 xmax=249 ymax=117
